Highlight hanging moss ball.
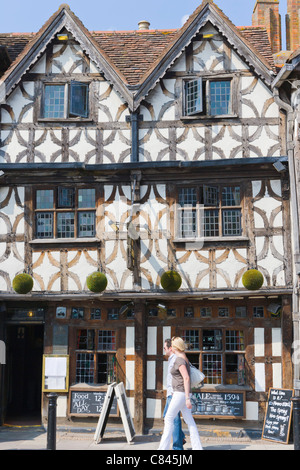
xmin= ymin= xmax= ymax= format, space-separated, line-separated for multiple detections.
xmin=86 ymin=272 xmax=108 ymax=293
xmin=160 ymin=270 xmax=182 ymax=292
xmin=242 ymin=269 xmax=264 ymax=291
xmin=12 ymin=273 xmax=34 ymax=294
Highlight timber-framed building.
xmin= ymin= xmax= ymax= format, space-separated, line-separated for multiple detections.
xmin=0 ymin=1 xmax=296 ymax=432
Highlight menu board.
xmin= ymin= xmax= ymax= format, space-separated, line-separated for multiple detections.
xmin=70 ymin=389 xmax=118 ymax=416
xmin=94 ymin=382 xmax=135 ymax=444
xmin=191 ymin=391 xmax=245 ymax=418
xmin=42 ymin=355 xmax=69 ymax=392
xmin=262 ymin=388 xmax=294 ymax=444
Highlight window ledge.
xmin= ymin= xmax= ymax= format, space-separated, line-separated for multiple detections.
xmin=196 ymin=384 xmax=251 ymax=391
xmin=173 ymin=236 xmax=249 ymax=243
xmin=37 ymin=118 xmax=94 ymax=123
xmin=181 ymin=114 xmax=238 ymax=121
xmin=30 ymin=237 xmax=100 ymax=245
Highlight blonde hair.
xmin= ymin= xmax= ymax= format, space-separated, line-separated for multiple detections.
xmin=171 ymin=336 xmax=186 ymax=352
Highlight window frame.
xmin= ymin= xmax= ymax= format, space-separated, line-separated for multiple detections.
xmin=34 ymin=186 xmax=96 ymax=240
xmin=182 ymin=327 xmax=246 ymax=387
xmin=182 ymin=75 xmax=237 ymax=118
xmin=40 ymin=80 xmax=91 ymax=121
xmin=175 ymin=183 xmax=244 ymax=241
xmin=75 ymin=328 xmax=117 ymax=385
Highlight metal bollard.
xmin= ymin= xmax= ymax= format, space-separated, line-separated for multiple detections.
xmin=292 ymin=395 xmax=300 ymax=450
xmin=47 ymin=393 xmax=58 ymax=450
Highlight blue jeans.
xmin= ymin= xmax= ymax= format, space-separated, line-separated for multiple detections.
xmin=163 ymin=395 xmax=185 ymax=450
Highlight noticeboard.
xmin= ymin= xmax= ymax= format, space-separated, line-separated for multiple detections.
xmin=262 ymin=388 xmax=294 ymax=444
xmin=69 ymin=388 xmax=118 ymax=416
xmin=191 ymin=391 xmax=245 ymax=418
xmin=42 ymin=355 xmax=69 ymax=393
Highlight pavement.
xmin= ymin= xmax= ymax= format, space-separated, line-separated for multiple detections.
xmin=0 ymin=424 xmax=296 ymax=453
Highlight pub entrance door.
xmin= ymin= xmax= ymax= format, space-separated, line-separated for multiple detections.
xmin=5 ymin=324 xmax=44 ymax=425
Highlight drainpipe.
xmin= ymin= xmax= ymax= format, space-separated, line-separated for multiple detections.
xmin=126 ymin=110 xmax=143 ymax=162
xmin=273 ymin=88 xmax=300 ymax=391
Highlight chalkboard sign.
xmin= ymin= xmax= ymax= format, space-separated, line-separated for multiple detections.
xmin=114 ymin=382 xmax=135 ymax=442
xmin=191 ymin=391 xmax=245 ymax=418
xmin=262 ymin=388 xmax=294 ymax=444
xmin=94 ymin=382 xmax=135 ymax=444
xmin=70 ymin=388 xmax=118 ymax=416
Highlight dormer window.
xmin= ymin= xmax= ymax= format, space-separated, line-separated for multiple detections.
xmin=42 ymin=81 xmax=89 ymax=119
xmin=184 ymin=77 xmax=233 ymax=117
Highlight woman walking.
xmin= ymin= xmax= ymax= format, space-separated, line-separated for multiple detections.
xmin=158 ymin=337 xmax=203 ymax=450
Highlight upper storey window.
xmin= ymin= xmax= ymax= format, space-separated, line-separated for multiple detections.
xmin=177 ymin=184 xmax=242 ymax=240
xmin=43 ymin=82 xmax=89 ymax=119
xmin=35 ymin=187 xmax=96 ymax=239
xmin=184 ymin=77 xmax=232 ymax=117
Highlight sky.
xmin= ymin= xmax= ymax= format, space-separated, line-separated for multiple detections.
xmin=0 ymin=0 xmax=288 ymax=32
xmin=0 ymin=0 xmax=288 ymax=47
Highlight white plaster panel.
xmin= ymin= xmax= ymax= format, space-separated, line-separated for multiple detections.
xmin=146 ymin=398 xmax=162 ymax=419
xmin=215 ymin=249 xmax=247 ymax=289
xmin=105 ymin=241 xmax=130 ymax=290
xmin=5 ymin=86 xmax=34 ymax=123
xmin=32 ymin=251 xmax=60 ymax=291
xmin=251 ymin=126 xmax=279 ymax=156
xmin=103 ymin=130 xmax=131 ymax=163
xmin=126 ymin=327 xmax=135 ymax=355
xmin=125 ymin=361 xmax=135 ymax=390
xmin=272 ymin=328 xmax=282 ymax=357
xmin=241 ymin=101 xmax=257 ymax=118
xmin=147 ymin=327 xmax=157 ymax=355
xmin=68 ymin=130 xmax=95 ymax=162
xmin=30 ymin=55 xmax=46 ymax=73
xmin=0 ymin=255 xmax=24 ymax=290
xmin=231 ymin=50 xmax=249 ymax=71
xmin=255 ymin=363 xmax=265 ymax=392
xmin=1 ymin=131 xmax=27 ymax=162
xmin=146 ymin=83 xmax=174 ymax=120
xmin=254 ymin=328 xmax=265 ymax=357
xmin=98 ymin=86 xmax=129 ymax=122
xmin=163 ymin=326 xmax=171 ymax=347
xmin=0 ymin=187 xmax=24 ymax=230
xmin=67 ymin=250 xmax=97 ymax=291
xmin=57 ymin=396 xmax=67 ymax=417
xmin=272 ymin=363 xmax=282 ymax=388
xmin=256 ymin=238 xmax=283 ymax=285
xmin=127 ymin=397 xmax=135 ymax=418
xmin=270 ymin=180 xmax=282 ymax=197
xmin=163 ymin=361 xmax=168 ymax=390
xmin=140 ymin=240 xmax=168 ymax=289
xmin=139 ymin=186 xmax=168 ymax=228
xmin=245 ymin=401 xmax=259 ymax=420
xmin=177 ymin=251 xmax=210 ymax=289
xmin=176 ymin=128 xmax=205 ymax=160
xmin=141 ymin=130 xmax=171 ymax=162
xmin=169 ymin=53 xmax=186 ymax=72
xmin=52 ymin=44 xmax=84 ymax=74
xmin=252 ymin=79 xmax=279 ymax=117
xmin=252 ymin=181 xmax=262 ymax=197
xmin=147 ymin=361 xmax=156 ymax=390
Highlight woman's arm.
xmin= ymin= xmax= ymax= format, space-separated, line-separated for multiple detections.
xmin=179 ymin=364 xmax=192 ymax=409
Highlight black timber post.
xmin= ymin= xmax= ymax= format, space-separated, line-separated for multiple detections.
xmin=47 ymin=393 xmax=58 ymax=450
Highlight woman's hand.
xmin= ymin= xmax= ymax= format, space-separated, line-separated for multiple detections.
xmin=185 ymin=397 xmax=192 ymax=409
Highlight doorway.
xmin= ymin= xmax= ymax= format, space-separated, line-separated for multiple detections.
xmin=5 ymin=324 xmax=44 ymax=425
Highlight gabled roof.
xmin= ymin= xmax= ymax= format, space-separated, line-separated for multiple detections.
xmin=0 ymin=4 xmax=134 ymax=107
xmin=91 ymin=29 xmax=178 ymax=86
xmin=0 ymin=1 xmax=276 ymax=111
xmin=132 ymin=0 xmax=276 ymax=108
